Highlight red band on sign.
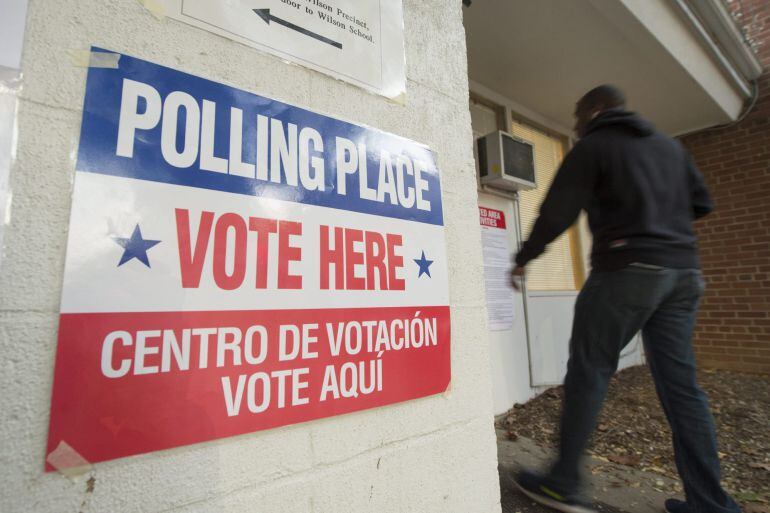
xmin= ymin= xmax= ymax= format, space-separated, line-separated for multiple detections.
xmin=478 ymin=207 xmax=507 ymax=229
xmin=46 ymin=306 xmax=450 ymax=469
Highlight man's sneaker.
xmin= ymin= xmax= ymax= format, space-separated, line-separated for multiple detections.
xmin=664 ymin=499 xmax=689 ymax=513
xmin=512 ymin=470 xmax=596 ymax=513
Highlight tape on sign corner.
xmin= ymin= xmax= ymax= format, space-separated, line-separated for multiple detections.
xmin=389 ymin=91 xmax=407 ymax=106
xmin=442 ymin=380 xmax=453 ymax=398
xmin=46 ymin=440 xmax=92 ymax=478
xmin=3 ymin=191 xmax=13 ymax=226
xmin=137 ymin=0 xmax=166 ymax=21
xmin=67 ymin=50 xmax=121 ymax=69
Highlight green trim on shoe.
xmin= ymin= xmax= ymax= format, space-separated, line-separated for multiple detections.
xmin=540 ymin=485 xmax=567 ymax=502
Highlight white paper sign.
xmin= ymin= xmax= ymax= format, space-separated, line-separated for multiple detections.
xmin=479 ymin=207 xmax=515 ymax=331
xmin=0 ymin=0 xmax=28 ymax=270
xmin=159 ymin=0 xmax=406 ymax=99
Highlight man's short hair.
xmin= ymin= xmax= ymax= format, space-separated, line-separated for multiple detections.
xmin=578 ymin=84 xmax=626 ymax=112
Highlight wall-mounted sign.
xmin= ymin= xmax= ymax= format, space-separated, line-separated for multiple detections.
xmin=157 ymin=0 xmax=406 ymax=99
xmin=46 ymin=48 xmax=448 ymax=469
xmin=0 ymin=0 xmax=28 ymax=270
xmin=479 ymin=207 xmax=514 ymax=331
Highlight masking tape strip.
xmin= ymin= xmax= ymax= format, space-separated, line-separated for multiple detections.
xmin=3 ymin=191 xmax=13 ymax=226
xmin=138 ymin=0 xmax=166 ymax=20
xmin=390 ymin=91 xmax=407 ymax=106
xmin=67 ymin=50 xmax=121 ymax=69
xmin=46 ymin=440 xmax=92 ymax=478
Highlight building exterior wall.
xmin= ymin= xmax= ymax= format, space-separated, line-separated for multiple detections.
xmin=681 ymin=1 xmax=770 ymax=374
xmin=0 ymin=1 xmax=502 ymax=512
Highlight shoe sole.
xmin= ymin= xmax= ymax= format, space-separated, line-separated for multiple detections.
xmin=513 ymin=479 xmax=596 ymax=513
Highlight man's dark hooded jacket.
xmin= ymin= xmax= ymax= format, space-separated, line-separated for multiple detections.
xmin=515 ymin=109 xmax=713 ymax=271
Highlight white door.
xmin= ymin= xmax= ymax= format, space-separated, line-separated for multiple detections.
xmin=472 ymin=99 xmax=537 ymax=410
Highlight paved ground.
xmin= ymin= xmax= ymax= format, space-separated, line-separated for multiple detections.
xmin=497 ymin=430 xmax=679 ymax=513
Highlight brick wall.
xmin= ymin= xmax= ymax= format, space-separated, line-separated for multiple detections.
xmin=680 ymin=0 xmax=770 ymax=373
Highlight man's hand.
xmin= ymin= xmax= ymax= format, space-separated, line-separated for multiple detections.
xmin=510 ymin=265 xmax=525 ymax=291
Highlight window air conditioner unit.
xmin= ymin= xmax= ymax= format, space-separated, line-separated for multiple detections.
xmin=477 ymin=130 xmax=536 ymax=191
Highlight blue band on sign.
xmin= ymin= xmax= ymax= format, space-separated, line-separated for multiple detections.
xmin=76 ymin=48 xmax=444 ymax=226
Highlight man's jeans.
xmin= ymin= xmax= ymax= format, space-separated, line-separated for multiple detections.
xmin=547 ymin=265 xmax=739 ymax=513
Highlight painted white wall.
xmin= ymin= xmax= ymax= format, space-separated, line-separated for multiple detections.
xmin=527 ymin=292 xmax=645 ymax=387
xmin=0 ymin=2 xmax=502 ymax=512
xmin=527 ymin=291 xmax=578 ymax=386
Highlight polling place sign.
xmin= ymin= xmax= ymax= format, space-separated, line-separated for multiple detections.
xmin=46 ymin=49 xmax=449 ymax=469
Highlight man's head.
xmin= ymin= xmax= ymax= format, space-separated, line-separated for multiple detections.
xmin=574 ymin=84 xmax=627 ymax=138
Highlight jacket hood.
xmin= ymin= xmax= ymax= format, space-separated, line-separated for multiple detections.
xmin=585 ymin=109 xmax=655 ymax=137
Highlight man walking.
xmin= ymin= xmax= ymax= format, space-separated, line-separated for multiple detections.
xmin=510 ymin=85 xmax=739 ymax=513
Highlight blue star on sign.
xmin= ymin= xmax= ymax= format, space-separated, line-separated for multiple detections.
xmin=113 ymin=224 xmax=161 ymax=268
xmin=414 ymin=251 xmax=434 ymax=279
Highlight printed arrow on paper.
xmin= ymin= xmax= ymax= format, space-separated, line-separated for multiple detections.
xmin=253 ymin=8 xmax=343 ymax=49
